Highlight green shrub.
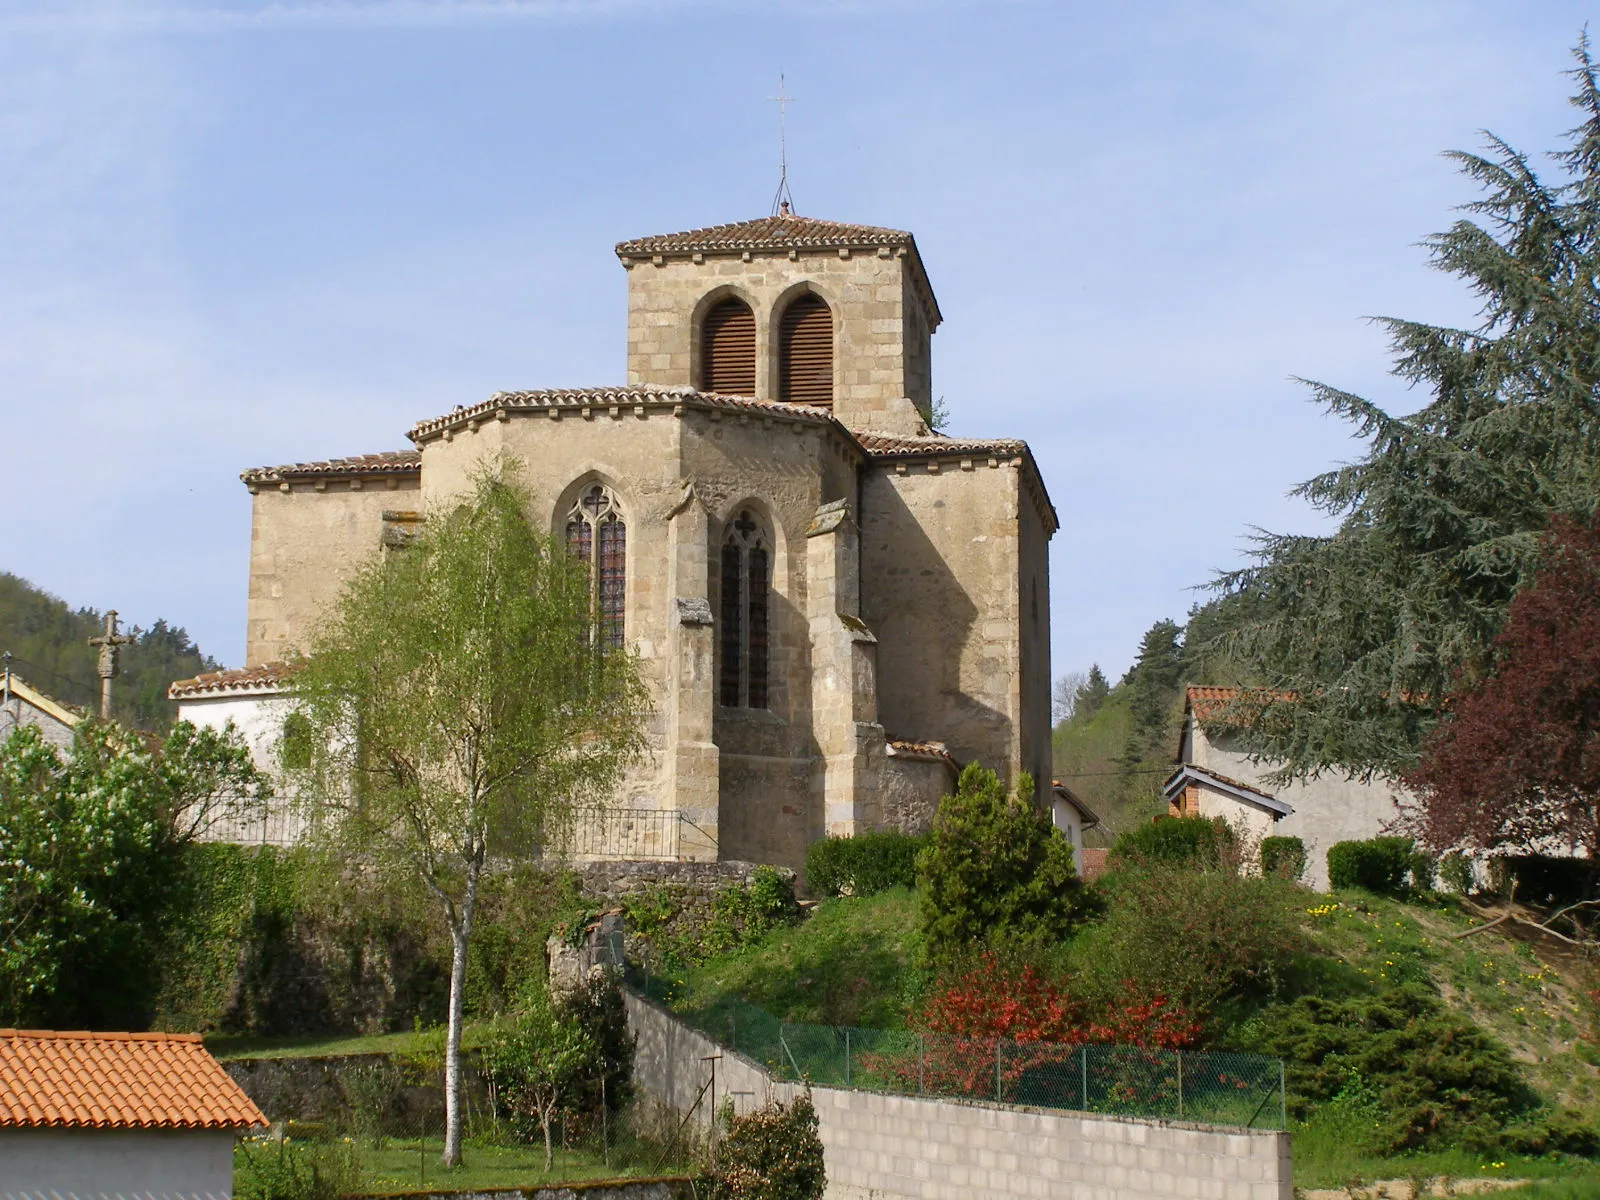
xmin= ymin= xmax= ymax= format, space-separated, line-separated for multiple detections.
xmin=1109 ymin=816 xmax=1234 ymax=869
xmin=623 ymin=868 xmax=801 ymax=972
xmin=554 ymin=971 xmax=635 ymax=1122
xmin=917 ymin=764 xmax=1090 ymax=963
xmin=708 ymin=1093 xmax=826 ymax=1200
xmin=1326 ymin=837 xmax=1417 ymax=895
xmin=1076 ymin=865 xmax=1303 ymax=1019
xmin=1259 ymin=836 xmax=1307 ymax=881
xmin=805 ymin=832 xmax=927 ymax=898
xmin=1239 ymin=985 xmax=1538 ymax=1153
xmin=1439 ymin=852 xmax=1476 ymax=896
xmin=234 ymin=1135 xmax=360 ymax=1200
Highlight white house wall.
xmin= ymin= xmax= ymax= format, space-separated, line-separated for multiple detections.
xmin=0 ymin=1127 xmax=237 ymax=1200
xmin=1189 ymin=724 xmax=1405 ymax=891
xmin=177 ymin=692 xmax=301 ymax=846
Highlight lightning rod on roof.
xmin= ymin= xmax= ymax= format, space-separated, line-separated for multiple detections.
xmin=769 ymin=73 xmax=797 ymax=217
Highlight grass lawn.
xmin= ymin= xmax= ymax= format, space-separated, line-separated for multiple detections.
xmin=665 ymin=887 xmax=923 ymax=1030
xmin=357 ymin=1139 xmax=676 ymax=1191
xmin=237 ymin=1133 xmax=693 ymax=1194
xmin=207 ymin=1019 xmax=511 ymax=1062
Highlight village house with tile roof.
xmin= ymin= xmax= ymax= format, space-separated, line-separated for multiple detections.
xmin=0 ymin=1028 xmax=265 ymax=1199
xmin=172 ymin=214 xmax=1055 ymax=872
xmin=0 ymin=671 xmax=81 ymax=751
xmin=1167 ymin=685 xmax=1407 ymax=890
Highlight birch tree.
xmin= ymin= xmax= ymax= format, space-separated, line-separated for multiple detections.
xmin=290 ymin=459 xmax=649 ymax=1167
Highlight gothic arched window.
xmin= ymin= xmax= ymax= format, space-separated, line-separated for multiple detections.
xmin=720 ymin=510 xmax=770 ymax=708
xmin=565 ymin=483 xmax=626 ymax=650
xmin=778 ymin=292 xmax=833 ymax=407
xmin=701 ymin=296 xmax=756 ymax=395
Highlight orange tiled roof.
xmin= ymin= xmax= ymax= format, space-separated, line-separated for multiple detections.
xmin=169 ymin=662 xmax=297 ymax=700
xmin=1186 ymin=685 xmax=1299 ymax=722
xmin=613 ymin=215 xmax=942 ymax=327
xmin=856 ymin=431 xmax=1029 ymax=459
xmin=887 ymin=738 xmax=958 ymax=765
xmin=0 ymin=1030 xmax=267 ymax=1131
xmin=616 ymin=215 xmax=914 ymax=257
xmin=241 ymin=450 xmax=420 ymax=486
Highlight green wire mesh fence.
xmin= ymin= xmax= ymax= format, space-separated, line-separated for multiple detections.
xmin=639 ymin=988 xmax=1285 ymax=1131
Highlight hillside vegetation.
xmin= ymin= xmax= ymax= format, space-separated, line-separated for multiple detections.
xmin=660 ymin=873 xmax=1600 ymax=1191
xmin=0 ymin=571 xmax=216 ymax=731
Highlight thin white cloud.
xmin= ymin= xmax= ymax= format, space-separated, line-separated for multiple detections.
xmin=0 ymin=0 xmax=966 ymax=34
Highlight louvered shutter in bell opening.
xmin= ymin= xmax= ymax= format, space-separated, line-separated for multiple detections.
xmin=702 ymin=298 xmax=756 ymax=395
xmin=779 ymin=294 xmax=833 ymax=407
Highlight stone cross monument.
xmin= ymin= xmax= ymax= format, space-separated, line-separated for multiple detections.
xmin=88 ymin=610 xmax=134 ymax=721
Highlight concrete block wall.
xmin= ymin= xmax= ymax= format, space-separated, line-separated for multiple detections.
xmin=624 ymin=991 xmax=1294 ymax=1200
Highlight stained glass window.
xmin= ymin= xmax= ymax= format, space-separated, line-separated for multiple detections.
xmin=565 ymin=483 xmax=625 ymax=650
xmin=720 ymin=510 xmax=770 ymax=709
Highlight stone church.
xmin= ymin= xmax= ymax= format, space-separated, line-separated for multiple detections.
xmin=171 ymin=214 xmax=1057 ymax=872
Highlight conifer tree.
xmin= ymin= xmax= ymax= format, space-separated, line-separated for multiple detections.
xmin=1074 ymin=665 xmax=1111 ymax=722
xmin=1213 ymin=39 xmax=1600 ymax=779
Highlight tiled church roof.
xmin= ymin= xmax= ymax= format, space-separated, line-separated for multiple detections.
xmin=241 ymin=450 xmax=420 ymax=485
xmin=616 ymin=215 xmax=914 ymax=257
xmin=169 ymin=662 xmax=297 ymax=700
xmin=0 ymin=1030 xmax=267 ymax=1131
xmin=856 ymin=432 xmax=1030 ymax=459
xmin=615 ymin=215 xmax=942 ymax=326
xmin=407 ymin=386 xmax=841 ymax=445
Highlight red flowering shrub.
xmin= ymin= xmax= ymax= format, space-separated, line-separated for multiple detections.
xmin=915 ymin=953 xmax=1201 ymax=1049
xmin=855 ymin=954 xmax=1202 ymax=1105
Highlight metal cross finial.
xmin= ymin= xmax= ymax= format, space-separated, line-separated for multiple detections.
xmin=88 ymin=609 xmax=134 ymax=721
xmin=768 ymin=73 xmax=797 ymax=217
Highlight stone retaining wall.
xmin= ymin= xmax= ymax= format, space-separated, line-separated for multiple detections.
xmin=623 ymin=990 xmax=1294 ymax=1200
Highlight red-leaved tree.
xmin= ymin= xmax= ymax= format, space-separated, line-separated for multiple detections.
xmin=1404 ymin=513 xmax=1600 ymax=856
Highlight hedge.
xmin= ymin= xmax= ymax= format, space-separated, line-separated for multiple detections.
xmin=1259 ymin=836 xmax=1306 ymax=882
xmin=1109 ymin=816 xmax=1234 ymax=869
xmin=805 ymin=831 xmax=927 ymax=898
xmin=1326 ymin=836 xmax=1432 ymax=895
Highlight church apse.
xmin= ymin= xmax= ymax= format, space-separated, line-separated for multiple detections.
xmin=209 ymin=214 xmax=1055 ymax=877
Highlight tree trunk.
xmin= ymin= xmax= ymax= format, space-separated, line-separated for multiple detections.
xmin=441 ymin=861 xmax=481 ymax=1168
xmin=542 ymin=1109 xmax=554 ymax=1172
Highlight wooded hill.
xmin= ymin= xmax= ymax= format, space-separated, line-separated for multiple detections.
xmin=0 ymin=571 xmax=217 ymax=732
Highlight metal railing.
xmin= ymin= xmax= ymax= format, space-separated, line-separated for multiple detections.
xmin=557 ymin=808 xmax=718 ymax=862
xmin=641 ymin=990 xmax=1286 ymax=1131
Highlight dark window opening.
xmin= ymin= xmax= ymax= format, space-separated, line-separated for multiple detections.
xmin=720 ymin=509 xmax=771 ymax=708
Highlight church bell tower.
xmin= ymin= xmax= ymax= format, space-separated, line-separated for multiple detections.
xmin=614 ymin=215 xmax=942 ymax=438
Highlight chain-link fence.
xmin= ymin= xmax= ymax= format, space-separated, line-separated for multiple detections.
xmin=639 ymin=989 xmax=1285 ymax=1131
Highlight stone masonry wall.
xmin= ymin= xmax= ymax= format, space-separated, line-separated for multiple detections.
xmin=623 ymin=991 xmax=1293 ymax=1200
xmin=621 ymin=249 xmax=933 ymax=436
xmin=860 ymin=460 xmax=1031 ymax=795
xmin=244 ymin=476 xmax=420 ymax=666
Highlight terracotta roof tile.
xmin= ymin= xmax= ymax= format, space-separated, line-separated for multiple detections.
xmin=0 ymin=1030 xmax=267 ymax=1131
xmin=616 ymin=215 xmax=914 ymax=257
xmin=856 ymin=431 xmax=1029 ymax=460
xmin=169 ymin=662 xmax=297 ymax=700
xmin=407 ymin=386 xmax=842 ymax=445
xmin=1185 ymin=685 xmax=1297 ymax=723
xmin=242 ymin=450 xmax=420 ymax=485
xmin=887 ymin=738 xmax=958 ymax=765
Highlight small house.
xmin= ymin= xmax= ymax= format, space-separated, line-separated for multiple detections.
xmin=1168 ymin=685 xmax=1406 ymax=890
xmin=0 ymin=673 xmax=81 ymax=750
xmin=1050 ymin=780 xmax=1101 ymax=873
xmin=0 ymin=1028 xmax=267 ymax=1200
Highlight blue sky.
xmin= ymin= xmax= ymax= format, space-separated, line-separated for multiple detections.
xmin=0 ymin=0 xmax=1593 ymax=683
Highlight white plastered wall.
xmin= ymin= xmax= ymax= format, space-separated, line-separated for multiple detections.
xmin=0 ymin=1127 xmax=237 ymax=1200
xmin=1187 ymin=720 xmax=1406 ymax=891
